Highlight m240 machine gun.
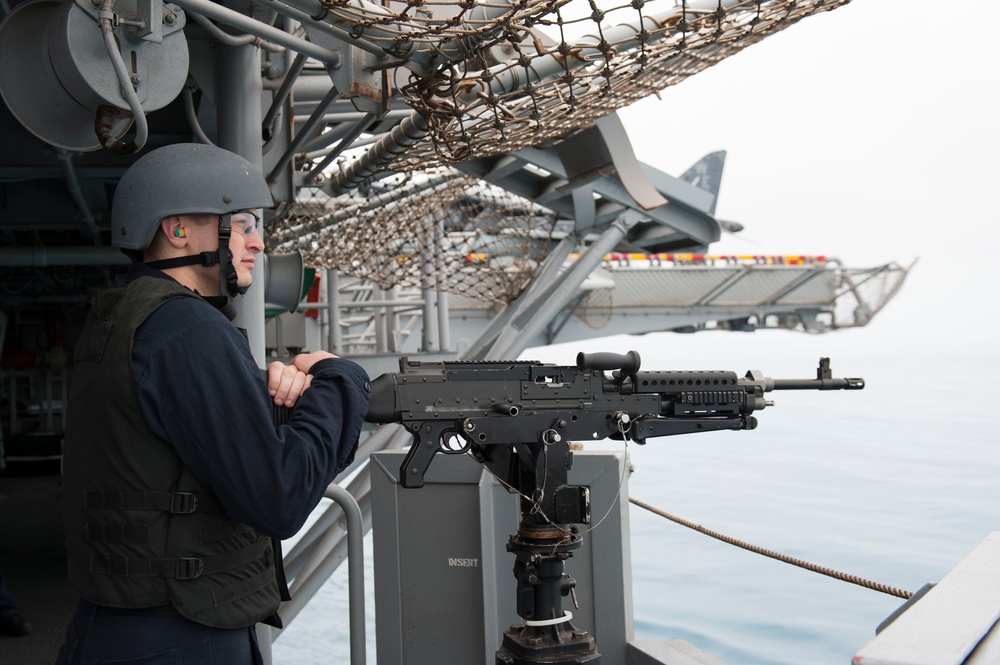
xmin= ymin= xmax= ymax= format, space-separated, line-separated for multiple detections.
xmin=364 ymin=351 xmax=864 ymax=665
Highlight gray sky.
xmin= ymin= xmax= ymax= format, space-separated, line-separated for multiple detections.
xmin=618 ymin=0 xmax=1000 ymax=354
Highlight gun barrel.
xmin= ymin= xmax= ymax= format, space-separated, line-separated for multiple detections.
xmin=771 ymin=377 xmax=865 ymax=390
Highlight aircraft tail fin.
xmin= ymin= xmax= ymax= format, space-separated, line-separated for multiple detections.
xmin=679 ymin=150 xmax=726 ymax=216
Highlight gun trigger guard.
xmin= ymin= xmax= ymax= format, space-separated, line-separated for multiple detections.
xmin=399 ymin=425 xmax=474 ymax=487
xmin=439 ymin=430 xmax=472 ymax=454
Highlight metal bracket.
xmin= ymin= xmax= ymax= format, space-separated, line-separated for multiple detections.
xmin=555 ymin=112 xmax=669 ymax=212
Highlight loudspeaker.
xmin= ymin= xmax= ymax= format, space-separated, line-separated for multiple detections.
xmin=263 ymin=251 xmax=304 ymax=314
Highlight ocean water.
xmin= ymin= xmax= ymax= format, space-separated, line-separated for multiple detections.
xmin=273 ymin=330 xmax=1000 ymax=664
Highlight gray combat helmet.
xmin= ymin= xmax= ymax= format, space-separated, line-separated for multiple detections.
xmin=112 ymin=143 xmax=273 ymax=251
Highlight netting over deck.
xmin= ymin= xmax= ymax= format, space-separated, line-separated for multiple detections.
xmin=273 ymin=168 xmax=563 ymax=303
xmin=273 ymin=0 xmax=855 ymax=304
xmin=322 ymin=0 xmax=851 ymax=169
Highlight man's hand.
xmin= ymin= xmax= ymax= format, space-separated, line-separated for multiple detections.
xmin=290 ymin=350 xmax=338 ymax=375
xmin=267 ymin=361 xmax=312 ymax=407
xmin=268 ymin=352 xmax=339 ymax=406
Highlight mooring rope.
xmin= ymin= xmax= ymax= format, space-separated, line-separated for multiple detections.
xmin=628 ymin=497 xmax=914 ymax=600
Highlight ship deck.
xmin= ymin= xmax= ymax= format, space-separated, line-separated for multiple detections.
xmin=0 ymin=468 xmax=76 ymax=664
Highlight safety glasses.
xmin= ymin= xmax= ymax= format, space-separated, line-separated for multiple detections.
xmin=224 ymin=210 xmax=262 ymax=237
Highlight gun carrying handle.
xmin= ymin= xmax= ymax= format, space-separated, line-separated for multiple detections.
xmin=576 ymin=350 xmax=641 ymax=374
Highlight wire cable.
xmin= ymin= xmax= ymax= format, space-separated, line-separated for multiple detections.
xmin=628 ymin=497 xmax=914 ymax=600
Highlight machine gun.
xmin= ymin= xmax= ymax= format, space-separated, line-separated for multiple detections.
xmin=364 ymin=351 xmax=863 ymax=665
xmin=365 ymin=351 xmax=863 ymax=490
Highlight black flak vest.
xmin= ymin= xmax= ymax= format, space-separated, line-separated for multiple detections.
xmin=63 ymin=277 xmax=281 ymax=629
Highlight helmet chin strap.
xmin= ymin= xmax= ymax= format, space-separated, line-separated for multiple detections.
xmin=217 ymin=219 xmax=239 ymax=299
xmin=144 ymin=213 xmax=247 ymax=301
xmin=143 ymin=250 xmax=221 ymax=271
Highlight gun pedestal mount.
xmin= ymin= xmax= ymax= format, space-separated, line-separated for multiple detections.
xmin=492 ymin=438 xmax=601 ymax=664
xmin=498 ymin=530 xmax=599 ymax=665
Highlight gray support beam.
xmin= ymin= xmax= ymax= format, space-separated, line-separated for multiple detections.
xmin=218 ymin=42 xmax=267 ymax=364
xmin=759 ymin=266 xmax=829 ymax=307
xmin=435 ymin=220 xmax=451 ymax=352
xmin=266 ymin=85 xmax=341 ymax=186
xmin=485 ymin=211 xmax=641 ymax=359
xmin=326 ymin=269 xmax=343 ymax=353
xmin=460 ymin=236 xmax=576 ymax=360
xmin=695 ymin=265 xmax=752 ymax=306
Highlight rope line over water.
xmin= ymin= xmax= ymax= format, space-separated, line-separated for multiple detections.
xmin=628 ymin=497 xmax=914 ymax=600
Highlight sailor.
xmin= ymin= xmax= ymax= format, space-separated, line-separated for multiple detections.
xmin=55 ymin=144 xmax=371 ymax=664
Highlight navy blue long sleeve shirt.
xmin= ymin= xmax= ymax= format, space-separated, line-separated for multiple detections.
xmin=128 ymin=265 xmax=371 ymax=540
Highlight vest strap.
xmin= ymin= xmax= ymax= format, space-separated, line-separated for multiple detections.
xmin=271 ymin=538 xmax=291 ymax=602
xmin=85 ymin=523 xmax=149 ymax=545
xmin=91 ymin=538 xmax=271 ymax=580
xmin=85 ymin=491 xmax=224 ymax=514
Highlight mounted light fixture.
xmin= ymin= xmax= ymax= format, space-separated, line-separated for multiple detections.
xmin=0 ymin=0 xmax=188 ymax=151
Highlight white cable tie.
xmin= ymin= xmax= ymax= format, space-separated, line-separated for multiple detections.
xmin=524 ymin=610 xmax=573 ymax=627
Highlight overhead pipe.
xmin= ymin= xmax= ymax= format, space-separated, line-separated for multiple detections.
xmin=297 ymin=111 xmax=410 ymax=155
xmin=328 ymin=111 xmax=428 ymax=193
xmin=445 ymin=1 xmax=749 ymax=107
xmin=251 ymin=0 xmax=389 ymax=58
xmin=170 ymin=0 xmax=341 ymax=65
xmin=186 ymin=10 xmax=285 ymax=52
xmin=305 ymin=132 xmax=380 ymax=159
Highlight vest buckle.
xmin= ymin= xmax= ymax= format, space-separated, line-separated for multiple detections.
xmin=175 ymin=557 xmax=205 ymax=580
xmin=170 ymin=492 xmax=199 ymax=514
